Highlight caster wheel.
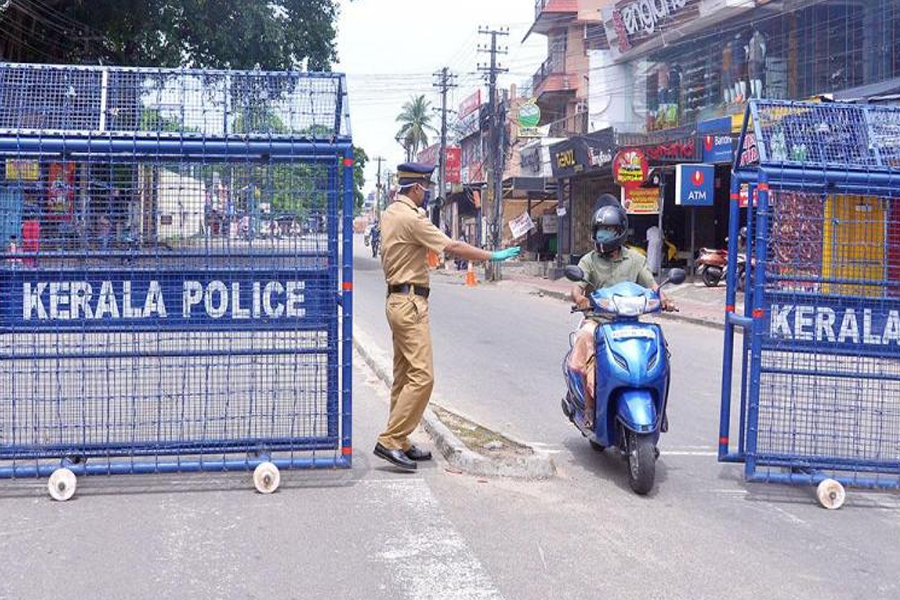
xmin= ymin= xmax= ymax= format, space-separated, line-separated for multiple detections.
xmin=48 ymin=468 xmax=77 ymax=502
xmin=253 ymin=462 xmax=280 ymax=494
xmin=816 ymin=478 xmax=845 ymax=510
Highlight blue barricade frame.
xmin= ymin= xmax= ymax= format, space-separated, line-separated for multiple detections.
xmin=719 ymin=100 xmax=900 ymax=490
xmin=0 ymin=62 xmax=354 ymax=478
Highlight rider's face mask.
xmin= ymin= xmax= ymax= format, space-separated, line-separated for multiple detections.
xmin=595 ymin=227 xmax=618 ymax=244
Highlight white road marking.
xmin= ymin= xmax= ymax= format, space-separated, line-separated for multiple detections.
xmin=367 ymin=478 xmax=504 ymax=600
xmin=662 ymin=450 xmax=719 ymax=457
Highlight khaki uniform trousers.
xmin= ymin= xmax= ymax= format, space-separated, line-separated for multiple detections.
xmin=377 ymin=292 xmax=434 ymax=451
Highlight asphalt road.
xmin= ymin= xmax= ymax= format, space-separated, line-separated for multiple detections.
xmin=2 ymin=237 xmax=898 ymax=600
xmin=352 ymin=235 xmax=900 ymax=600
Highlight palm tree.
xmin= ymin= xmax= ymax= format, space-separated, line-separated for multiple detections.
xmin=395 ymin=95 xmax=436 ymax=161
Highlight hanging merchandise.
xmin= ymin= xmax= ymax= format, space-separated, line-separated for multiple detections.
xmin=748 ymin=30 xmax=767 ymax=99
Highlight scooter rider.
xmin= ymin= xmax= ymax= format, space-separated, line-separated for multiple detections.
xmin=569 ymin=195 xmax=674 ymax=428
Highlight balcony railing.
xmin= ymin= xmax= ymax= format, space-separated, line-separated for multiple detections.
xmin=532 ymin=51 xmax=569 ymax=95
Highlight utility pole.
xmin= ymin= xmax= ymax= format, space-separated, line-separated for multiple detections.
xmin=374 ymin=156 xmax=385 ymax=218
xmin=478 ymin=26 xmax=509 ymax=280
xmin=433 ymin=67 xmax=457 ymax=229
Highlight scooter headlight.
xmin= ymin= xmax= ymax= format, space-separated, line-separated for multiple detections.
xmin=612 ymin=295 xmax=647 ymax=316
xmin=593 ymin=298 xmax=612 ymax=312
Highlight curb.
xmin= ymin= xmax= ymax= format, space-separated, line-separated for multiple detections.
xmin=353 ymin=328 xmax=556 ymax=480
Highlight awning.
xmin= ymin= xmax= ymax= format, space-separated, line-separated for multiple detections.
xmin=834 ymin=76 xmax=900 ymax=101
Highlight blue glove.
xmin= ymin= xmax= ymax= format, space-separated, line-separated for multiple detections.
xmin=490 ymin=246 xmax=521 ymax=262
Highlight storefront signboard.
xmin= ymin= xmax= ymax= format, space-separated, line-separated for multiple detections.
xmin=542 ymin=214 xmax=559 ymax=235
xmin=46 ymin=162 xmax=75 ymax=221
xmin=613 ymin=149 xmax=649 ymax=189
xmin=738 ymin=132 xmax=759 ymax=167
xmin=459 ymin=90 xmax=482 ymax=119
xmin=607 ymin=0 xmax=701 ymax=55
xmin=517 ymin=99 xmax=543 ymax=138
xmin=698 ymin=117 xmax=736 ymax=164
xmin=675 ymin=164 xmax=715 ymax=206
xmin=739 ymin=183 xmax=758 ymax=208
xmin=550 ymin=131 xmax=615 ymax=179
xmin=445 ymin=148 xmax=461 ymax=184
xmin=5 ymin=159 xmax=39 ymax=181
xmin=621 ymin=186 xmax=660 ymax=215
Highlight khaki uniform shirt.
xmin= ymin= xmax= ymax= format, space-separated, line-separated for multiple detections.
xmin=577 ymin=246 xmax=656 ymax=292
xmin=381 ymin=195 xmax=451 ymax=286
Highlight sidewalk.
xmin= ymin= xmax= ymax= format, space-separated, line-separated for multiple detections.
xmin=436 ymin=262 xmax=741 ymax=329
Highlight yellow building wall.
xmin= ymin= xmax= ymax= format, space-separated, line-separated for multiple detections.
xmin=822 ymin=195 xmax=885 ymax=297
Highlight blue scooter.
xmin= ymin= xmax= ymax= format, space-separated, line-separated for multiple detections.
xmin=561 ymin=266 xmax=686 ymax=494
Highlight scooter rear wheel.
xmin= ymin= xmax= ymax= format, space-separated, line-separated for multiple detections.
xmin=626 ymin=432 xmax=657 ymax=495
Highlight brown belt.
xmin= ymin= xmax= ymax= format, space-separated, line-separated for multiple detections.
xmin=388 ymin=284 xmax=430 ymax=299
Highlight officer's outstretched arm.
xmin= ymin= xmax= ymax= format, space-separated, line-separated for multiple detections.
xmin=444 ymin=240 xmax=520 ymax=263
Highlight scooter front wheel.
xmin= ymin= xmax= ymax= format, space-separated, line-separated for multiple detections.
xmin=626 ymin=432 xmax=656 ymax=495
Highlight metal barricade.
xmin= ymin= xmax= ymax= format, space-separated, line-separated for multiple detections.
xmin=719 ymin=100 xmax=900 ymax=504
xmin=0 ymin=63 xmax=354 ymax=495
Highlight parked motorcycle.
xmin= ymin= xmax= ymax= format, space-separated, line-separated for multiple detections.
xmin=561 ymin=266 xmax=686 ymax=495
xmin=695 ymin=228 xmax=747 ymax=287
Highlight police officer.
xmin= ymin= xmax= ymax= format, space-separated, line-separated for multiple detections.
xmin=374 ymin=162 xmax=520 ymax=471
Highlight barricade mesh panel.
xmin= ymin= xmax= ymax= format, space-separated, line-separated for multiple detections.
xmin=0 ymin=65 xmax=347 ymax=139
xmin=721 ymin=101 xmax=900 ymax=488
xmin=0 ymin=63 xmax=351 ymax=476
xmin=754 ymin=184 xmax=900 ymax=474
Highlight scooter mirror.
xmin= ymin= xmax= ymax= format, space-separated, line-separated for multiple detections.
xmin=665 ymin=268 xmax=687 ymax=286
xmin=563 ymin=265 xmax=586 ymax=283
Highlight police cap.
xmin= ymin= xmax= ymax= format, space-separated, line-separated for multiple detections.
xmin=397 ymin=162 xmax=436 ymax=186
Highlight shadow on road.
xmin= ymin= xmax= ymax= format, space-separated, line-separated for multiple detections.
xmin=562 ymin=437 xmax=670 ymax=498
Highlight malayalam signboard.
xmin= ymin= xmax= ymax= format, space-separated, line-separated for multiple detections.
xmin=621 ymin=187 xmax=660 ymax=215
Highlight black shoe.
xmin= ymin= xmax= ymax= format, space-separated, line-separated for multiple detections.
xmin=405 ymin=445 xmax=432 ymax=461
xmin=374 ymin=443 xmax=417 ymax=471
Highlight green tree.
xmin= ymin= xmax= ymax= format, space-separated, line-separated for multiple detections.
xmin=395 ymin=95 xmax=435 ymax=161
xmin=2 ymin=0 xmax=340 ymax=70
xmin=351 ymin=146 xmax=368 ymax=214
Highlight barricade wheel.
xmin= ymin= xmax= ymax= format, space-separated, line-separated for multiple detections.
xmin=816 ymin=479 xmax=845 ymax=510
xmin=253 ymin=462 xmax=280 ymax=494
xmin=48 ymin=468 xmax=77 ymax=502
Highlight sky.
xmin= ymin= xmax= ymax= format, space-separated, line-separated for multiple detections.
xmin=334 ymin=0 xmax=546 ymax=195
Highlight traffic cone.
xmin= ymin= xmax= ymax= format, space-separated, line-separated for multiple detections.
xmin=427 ymin=250 xmax=439 ymax=269
xmin=465 ymin=261 xmax=478 ymax=287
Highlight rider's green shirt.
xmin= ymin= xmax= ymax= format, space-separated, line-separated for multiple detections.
xmin=577 ymin=246 xmax=656 ymax=292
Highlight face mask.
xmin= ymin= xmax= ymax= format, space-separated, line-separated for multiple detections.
xmin=595 ymin=228 xmax=618 ymax=243
xmin=419 ymin=184 xmax=432 ymax=209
